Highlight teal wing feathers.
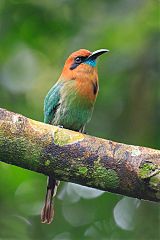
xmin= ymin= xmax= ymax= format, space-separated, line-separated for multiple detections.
xmin=44 ymin=82 xmax=63 ymax=124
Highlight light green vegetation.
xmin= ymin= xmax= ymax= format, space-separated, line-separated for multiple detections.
xmin=93 ymin=162 xmax=119 ymax=189
xmin=54 ymin=128 xmax=84 ymax=146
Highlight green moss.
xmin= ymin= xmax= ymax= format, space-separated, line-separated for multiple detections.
xmin=54 ymin=128 xmax=84 ymax=146
xmin=139 ymin=162 xmax=160 ymax=197
xmin=55 ymin=169 xmax=68 ymax=176
xmin=149 ymin=173 xmax=160 ymax=192
xmin=139 ymin=162 xmax=158 ymax=179
xmin=0 ymin=134 xmax=42 ymax=172
xmin=78 ymin=166 xmax=88 ymax=175
xmin=93 ymin=164 xmax=119 ymax=189
xmin=45 ymin=160 xmax=50 ymax=166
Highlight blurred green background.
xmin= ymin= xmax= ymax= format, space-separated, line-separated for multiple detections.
xmin=0 ymin=0 xmax=159 ymax=239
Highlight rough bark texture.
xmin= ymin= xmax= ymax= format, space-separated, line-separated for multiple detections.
xmin=0 ymin=108 xmax=160 ymax=202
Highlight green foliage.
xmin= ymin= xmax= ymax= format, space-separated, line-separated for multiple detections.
xmin=0 ymin=0 xmax=159 ymax=239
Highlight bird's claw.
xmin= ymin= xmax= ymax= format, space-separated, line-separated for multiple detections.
xmin=58 ymin=125 xmax=64 ymax=128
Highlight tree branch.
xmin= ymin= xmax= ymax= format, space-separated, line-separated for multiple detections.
xmin=0 ymin=108 xmax=160 ymax=202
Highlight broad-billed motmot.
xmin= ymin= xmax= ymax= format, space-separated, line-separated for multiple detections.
xmin=41 ymin=48 xmax=109 ymax=224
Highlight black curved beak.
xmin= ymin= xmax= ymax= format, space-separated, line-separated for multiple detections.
xmin=87 ymin=49 xmax=109 ymax=60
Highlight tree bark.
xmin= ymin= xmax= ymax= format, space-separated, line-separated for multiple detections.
xmin=0 ymin=108 xmax=159 ymax=202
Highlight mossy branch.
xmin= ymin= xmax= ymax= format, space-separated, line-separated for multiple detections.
xmin=0 ymin=108 xmax=160 ymax=202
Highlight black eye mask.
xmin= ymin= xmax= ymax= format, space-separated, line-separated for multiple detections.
xmin=70 ymin=56 xmax=88 ymax=70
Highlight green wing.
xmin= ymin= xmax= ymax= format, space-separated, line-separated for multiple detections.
xmin=44 ymin=82 xmax=63 ymax=124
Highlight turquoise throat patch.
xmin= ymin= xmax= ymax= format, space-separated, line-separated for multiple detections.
xmin=84 ymin=59 xmax=96 ymax=67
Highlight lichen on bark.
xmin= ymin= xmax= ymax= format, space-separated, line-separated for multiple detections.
xmin=53 ymin=128 xmax=84 ymax=146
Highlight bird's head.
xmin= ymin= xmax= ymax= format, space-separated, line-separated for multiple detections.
xmin=61 ymin=49 xmax=109 ymax=80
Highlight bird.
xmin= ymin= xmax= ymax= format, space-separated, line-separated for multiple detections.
xmin=41 ymin=48 xmax=109 ymax=224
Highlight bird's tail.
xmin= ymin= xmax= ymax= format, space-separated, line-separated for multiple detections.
xmin=41 ymin=176 xmax=60 ymax=224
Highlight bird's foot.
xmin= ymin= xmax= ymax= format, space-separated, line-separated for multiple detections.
xmin=79 ymin=128 xmax=87 ymax=134
xmin=58 ymin=125 xmax=64 ymax=128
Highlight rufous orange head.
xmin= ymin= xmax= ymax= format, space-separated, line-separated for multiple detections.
xmin=60 ymin=49 xmax=109 ymax=80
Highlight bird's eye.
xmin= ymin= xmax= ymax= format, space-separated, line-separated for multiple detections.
xmin=75 ymin=57 xmax=82 ymax=64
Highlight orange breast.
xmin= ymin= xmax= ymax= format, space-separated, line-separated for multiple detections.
xmin=60 ymin=61 xmax=99 ymax=103
xmin=76 ymin=65 xmax=99 ymax=103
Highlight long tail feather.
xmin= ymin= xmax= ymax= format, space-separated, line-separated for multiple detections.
xmin=41 ymin=176 xmax=59 ymax=224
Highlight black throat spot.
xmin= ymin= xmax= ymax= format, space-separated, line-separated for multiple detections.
xmin=92 ymin=81 xmax=98 ymax=95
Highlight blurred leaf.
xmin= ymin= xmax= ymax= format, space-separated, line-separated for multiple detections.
xmin=53 ymin=232 xmax=71 ymax=240
xmin=58 ymin=183 xmax=104 ymax=203
xmin=113 ymin=197 xmax=141 ymax=231
xmin=62 ymin=201 xmax=95 ymax=227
